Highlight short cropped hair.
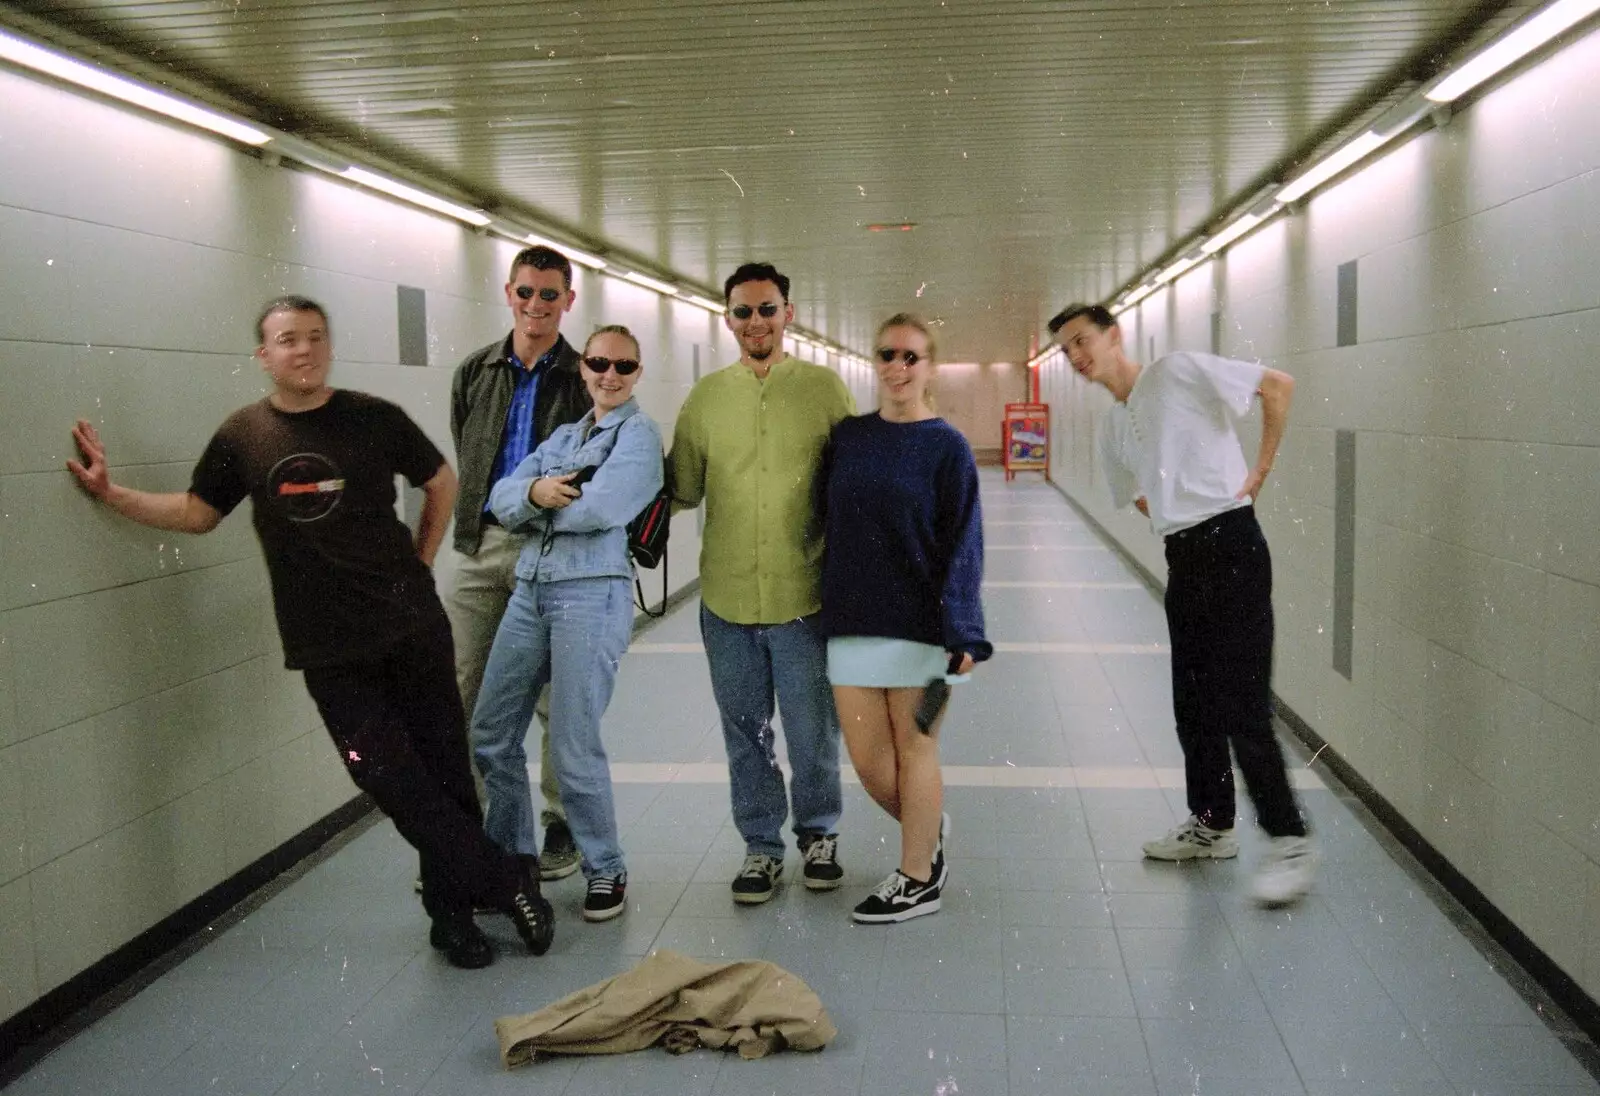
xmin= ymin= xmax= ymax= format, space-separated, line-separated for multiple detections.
xmin=1047 ymin=302 xmax=1117 ymax=335
xmin=509 ymin=245 xmax=573 ymax=290
xmin=255 ymin=295 xmax=330 ymax=344
xmin=585 ymin=323 xmax=641 ymax=359
xmin=723 ymin=262 xmax=790 ymax=304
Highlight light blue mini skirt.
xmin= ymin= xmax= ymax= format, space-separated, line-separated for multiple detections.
xmin=827 ymin=636 xmax=950 ymax=688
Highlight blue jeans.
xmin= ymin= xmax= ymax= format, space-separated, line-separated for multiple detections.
xmin=700 ymin=605 xmax=843 ymax=857
xmin=471 ymin=576 xmax=633 ymax=877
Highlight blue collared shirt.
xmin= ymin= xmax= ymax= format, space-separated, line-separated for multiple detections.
xmin=484 ymin=339 xmax=564 ymax=513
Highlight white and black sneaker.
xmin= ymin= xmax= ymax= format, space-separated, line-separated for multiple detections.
xmin=1142 ymin=816 xmax=1239 ymax=861
xmin=583 ymin=872 xmax=627 ymax=922
xmin=931 ymin=812 xmax=951 ymax=890
xmin=731 ymin=854 xmax=784 ymax=905
xmin=799 ymin=833 xmax=844 ymax=891
xmin=852 ymin=870 xmax=941 ymax=924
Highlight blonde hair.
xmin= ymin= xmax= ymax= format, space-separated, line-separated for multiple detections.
xmin=876 ymin=312 xmax=937 ymax=361
xmin=585 ymin=324 xmax=641 ymax=358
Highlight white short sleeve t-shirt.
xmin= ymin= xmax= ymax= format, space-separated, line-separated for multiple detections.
xmin=1097 ymin=351 xmax=1266 ymax=537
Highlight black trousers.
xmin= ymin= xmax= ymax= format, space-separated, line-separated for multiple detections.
xmin=301 ymin=616 xmax=520 ymax=921
xmin=1163 ymin=507 xmax=1307 ymax=838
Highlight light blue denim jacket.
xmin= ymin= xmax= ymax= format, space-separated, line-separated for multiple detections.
xmin=489 ymin=398 xmax=664 ymax=584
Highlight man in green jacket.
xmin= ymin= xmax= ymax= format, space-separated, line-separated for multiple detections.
xmin=668 ymin=262 xmax=856 ymax=905
xmin=445 ymin=245 xmax=592 ymax=880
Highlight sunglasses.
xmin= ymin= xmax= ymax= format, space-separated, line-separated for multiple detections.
xmin=583 ymin=355 xmax=641 ymax=375
xmin=514 ymin=286 xmax=565 ymax=302
xmin=729 ymin=302 xmax=782 ymax=320
xmin=876 ymin=347 xmax=923 ymax=366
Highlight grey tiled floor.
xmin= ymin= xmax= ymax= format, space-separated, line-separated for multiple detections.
xmin=9 ymin=472 xmax=1600 ymax=1095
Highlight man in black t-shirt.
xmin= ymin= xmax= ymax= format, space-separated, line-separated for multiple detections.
xmin=65 ymin=295 xmax=555 ymax=969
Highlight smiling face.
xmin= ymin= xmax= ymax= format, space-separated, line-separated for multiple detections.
xmin=256 ymin=307 xmax=332 ymax=396
xmin=725 ymin=279 xmax=792 ymax=365
xmin=505 ymin=264 xmax=574 ymax=344
xmin=581 ymin=330 xmax=643 ymax=416
xmin=1056 ymin=314 xmax=1122 ymax=386
xmin=875 ymin=323 xmax=934 ymax=410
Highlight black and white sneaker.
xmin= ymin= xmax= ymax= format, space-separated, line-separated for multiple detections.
xmin=583 ymin=873 xmax=628 ymax=922
xmin=799 ymin=833 xmax=844 ymax=891
xmin=931 ymin=812 xmax=951 ymax=890
xmin=731 ymin=854 xmax=784 ymax=905
xmin=503 ymin=859 xmax=555 ymax=955
xmin=852 ymin=870 xmax=942 ymax=924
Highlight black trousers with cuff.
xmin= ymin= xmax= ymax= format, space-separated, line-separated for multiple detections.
xmin=1163 ymin=506 xmax=1307 ymax=839
xmin=301 ymin=615 xmax=522 ymax=923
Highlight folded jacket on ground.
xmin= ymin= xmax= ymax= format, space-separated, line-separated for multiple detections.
xmin=495 ymin=948 xmax=837 ymax=1066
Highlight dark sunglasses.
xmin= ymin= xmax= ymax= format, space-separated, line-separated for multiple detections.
xmin=514 ymin=286 xmax=564 ymax=302
xmin=729 ymin=302 xmax=782 ymax=320
xmin=583 ymin=355 xmax=641 ymax=375
xmin=876 ymin=347 xmax=923 ymax=366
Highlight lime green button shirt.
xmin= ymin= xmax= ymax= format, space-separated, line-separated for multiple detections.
xmin=667 ymin=356 xmax=856 ymax=625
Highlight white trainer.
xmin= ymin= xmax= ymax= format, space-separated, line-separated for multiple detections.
xmin=1251 ymin=836 xmax=1318 ymax=906
xmin=1142 ymin=816 xmax=1240 ymax=861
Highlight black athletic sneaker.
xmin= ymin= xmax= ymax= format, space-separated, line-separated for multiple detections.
xmin=429 ymin=917 xmax=493 ymax=969
xmin=583 ymin=873 xmax=628 ymax=922
xmin=851 ymin=870 xmax=942 ymax=924
xmin=799 ymin=833 xmax=844 ymax=891
xmin=540 ymin=818 xmax=581 ymax=880
xmin=503 ymin=860 xmax=555 ymax=955
xmin=730 ymin=853 xmax=784 ymax=905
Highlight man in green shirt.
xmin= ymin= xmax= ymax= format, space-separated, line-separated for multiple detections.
xmin=668 ymin=263 xmax=856 ymax=905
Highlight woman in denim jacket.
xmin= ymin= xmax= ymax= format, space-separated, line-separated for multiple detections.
xmin=471 ymin=325 xmax=663 ymax=924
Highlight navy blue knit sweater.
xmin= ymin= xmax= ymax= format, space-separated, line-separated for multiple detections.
xmin=820 ymin=413 xmax=991 ymax=661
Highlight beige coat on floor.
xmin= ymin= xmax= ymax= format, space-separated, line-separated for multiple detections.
xmin=496 ymin=949 xmax=837 ymax=1067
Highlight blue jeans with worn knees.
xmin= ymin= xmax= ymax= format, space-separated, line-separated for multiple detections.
xmin=700 ymin=605 xmax=843 ymax=858
xmin=471 ymin=575 xmax=633 ymax=877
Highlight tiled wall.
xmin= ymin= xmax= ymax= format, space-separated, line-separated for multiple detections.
xmin=1042 ymin=30 xmax=1600 ymax=1002
xmin=0 ymin=65 xmax=747 ymax=1023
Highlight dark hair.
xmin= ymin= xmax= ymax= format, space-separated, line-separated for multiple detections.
xmin=255 ymin=295 xmax=330 ymax=344
xmin=1047 ymin=302 xmax=1117 ymax=335
xmin=509 ymin=245 xmax=573 ymax=290
xmin=585 ymin=323 xmax=641 ymax=359
xmin=877 ymin=312 xmax=937 ymax=362
xmin=723 ymin=262 xmax=790 ymax=304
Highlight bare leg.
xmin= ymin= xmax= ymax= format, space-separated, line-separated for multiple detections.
xmin=834 ymin=686 xmax=898 ymax=817
xmin=887 ymin=686 xmax=944 ymax=883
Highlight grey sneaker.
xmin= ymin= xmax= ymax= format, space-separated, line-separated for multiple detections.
xmin=540 ymin=819 xmax=581 ymax=880
xmin=731 ymin=854 xmax=784 ymax=905
xmin=1142 ymin=816 xmax=1239 ymax=861
xmin=1251 ymin=836 xmax=1318 ymax=906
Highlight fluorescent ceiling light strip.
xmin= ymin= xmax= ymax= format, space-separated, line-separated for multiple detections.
xmin=620 ymin=270 xmax=678 ymax=296
xmin=1201 ymin=208 xmax=1276 ymax=254
xmin=1427 ymin=0 xmax=1600 ymax=102
xmin=680 ymin=293 xmax=724 ymax=313
xmin=1122 ymin=285 xmax=1156 ymax=309
xmin=0 ymin=28 xmax=270 ymax=145
xmin=341 ymin=167 xmax=489 ymax=226
xmin=1153 ymin=253 xmax=1206 ymax=286
xmin=1276 ymin=129 xmax=1388 ymax=204
xmin=525 ymin=232 xmax=606 ymax=270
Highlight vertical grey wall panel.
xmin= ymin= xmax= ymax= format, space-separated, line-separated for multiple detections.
xmin=1333 ymin=429 xmax=1357 ymax=679
xmin=397 ymin=285 xmax=428 ymax=366
xmin=1336 ymin=260 xmax=1359 ymax=347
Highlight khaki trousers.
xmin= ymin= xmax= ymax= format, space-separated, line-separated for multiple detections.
xmin=444 ymin=524 xmax=565 ymax=825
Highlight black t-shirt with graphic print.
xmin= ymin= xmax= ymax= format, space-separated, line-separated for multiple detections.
xmin=189 ymin=390 xmax=446 ymax=670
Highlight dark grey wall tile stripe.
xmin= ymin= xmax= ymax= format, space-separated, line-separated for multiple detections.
xmin=1333 ymin=428 xmax=1357 ymax=679
xmin=397 ymin=285 xmax=428 ymax=367
xmin=1336 ymin=259 xmax=1359 ymax=348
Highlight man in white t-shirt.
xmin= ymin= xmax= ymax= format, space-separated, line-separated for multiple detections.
xmin=1050 ymin=302 xmax=1316 ymax=906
